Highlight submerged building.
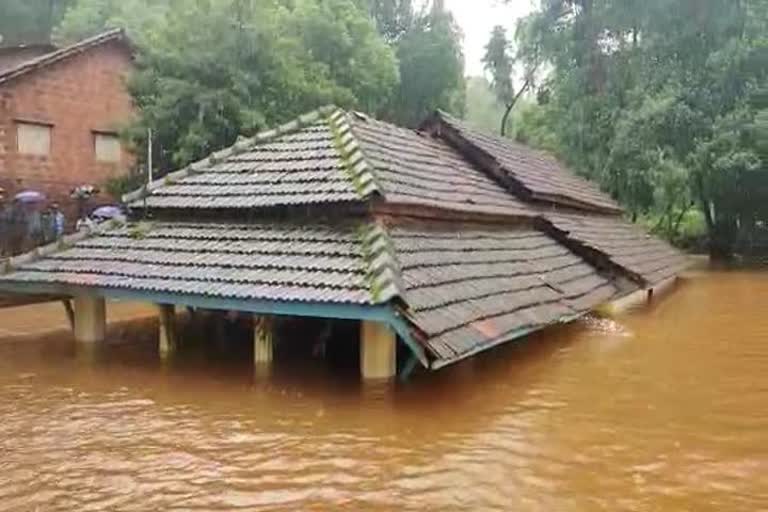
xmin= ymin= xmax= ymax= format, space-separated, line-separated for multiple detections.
xmin=0 ymin=107 xmax=689 ymax=379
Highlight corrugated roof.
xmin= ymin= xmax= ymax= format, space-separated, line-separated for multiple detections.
xmin=545 ymin=212 xmax=690 ymax=287
xmin=429 ymin=111 xmax=622 ymax=213
xmin=0 ymin=29 xmax=129 ymax=86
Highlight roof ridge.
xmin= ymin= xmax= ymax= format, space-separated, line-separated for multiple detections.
xmin=0 ymin=28 xmax=128 ymax=86
xmin=357 ymin=221 xmax=406 ymax=305
xmin=326 ymin=109 xmax=382 ymax=200
xmin=123 ymin=105 xmax=338 ymax=204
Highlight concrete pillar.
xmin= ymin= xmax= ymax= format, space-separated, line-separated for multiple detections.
xmin=254 ymin=315 xmax=274 ymax=366
xmin=157 ymin=304 xmax=178 ymax=359
xmin=360 ymin=320 xmax=396 ymax=380
xmin=73 ymin=295 xmax=106 ymax=343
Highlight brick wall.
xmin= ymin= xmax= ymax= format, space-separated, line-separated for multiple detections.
xmin=0 ymin=40 xmax=135 ymax=216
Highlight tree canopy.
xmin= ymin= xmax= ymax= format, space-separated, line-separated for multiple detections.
xmin=502 ymin=0 xmax=767 ymax=257
xmin=365 ymin=0 xmax=466 ymax=126
xmin=47 ymin=0 xmax=466 ymax=171
xmin=0 ymin=0 xmax=73 ymax=45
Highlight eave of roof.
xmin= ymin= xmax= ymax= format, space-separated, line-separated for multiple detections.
xmin=0 ymin=28 xmax=130 ymax=86
xmin=0 ymin=218 xmax=623 ymax=369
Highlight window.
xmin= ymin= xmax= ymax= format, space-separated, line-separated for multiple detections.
xmin=16 ymin=122 xmax=51 ymax=156
xmin=94 ymin=132 xmax=121 ymax=163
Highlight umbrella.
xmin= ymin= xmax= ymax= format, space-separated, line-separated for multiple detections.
xmin=91 ymin=205 xmax=123 ymax=219
xmin=14 ymin=190 xmax=46 ymax=203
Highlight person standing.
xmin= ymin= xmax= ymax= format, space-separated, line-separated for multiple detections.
xmin=0 ymin=189 xmax=8 ymax=256
xmin=52 ymin=203 xmax=65 ymax=240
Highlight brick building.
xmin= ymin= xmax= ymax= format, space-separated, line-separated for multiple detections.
xmin=0 ymin=29 xmax=135 ymax=214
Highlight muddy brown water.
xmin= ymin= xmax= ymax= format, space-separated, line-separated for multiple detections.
xmin=0 ymin=269 xmax=766 ymax=511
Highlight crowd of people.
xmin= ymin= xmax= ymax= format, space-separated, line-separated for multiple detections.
xmin=0 ymin=192 xmax=66 ymax=257
xmin=0 ymin=185 xmax=121 ymax=258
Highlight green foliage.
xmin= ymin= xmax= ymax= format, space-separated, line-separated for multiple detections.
xmin=0 ymin=0 xmax=73 ymax=45
xmin=509 ymin=0 xmax=768 ymax=257
xmin=58 ymin=0 xmax=399 ymax=172
xmin=54 ymin=0 xmax=169 ymax=45
xmin=465 ymin=76 xmax=503 ymax=133
xmin=366 ymin=0 xmax=466 ymax=126
xmin=365 ymin=0 xmax=414 ymax=43
xmin=483 ymin=26 xmax=514 ymax=106
xmin=105 ymin=171 xmax=146 ymax=200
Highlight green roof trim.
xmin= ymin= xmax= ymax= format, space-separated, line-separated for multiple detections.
xmin=357 ymin=222 xmax=405 ymax=304
xmin=327 ymin=109 xmax=382 ymax=200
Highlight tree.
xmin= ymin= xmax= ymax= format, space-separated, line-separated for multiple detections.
xmin=508 ymin=0 xmax=768 ymax=257
xmin=365 ymin=0 xmax=414 ymax=43
xmin=55 ymin=0 xmax=399 ymax=172
xmin=0 ymin=0 xmax=73 ymax=45
xmin=482 ymin=25 xmax=534 ymax=136
xmin=364 ymin=0 xmax=466 ymax=126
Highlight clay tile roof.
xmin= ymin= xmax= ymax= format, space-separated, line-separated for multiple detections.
xmin=0 ymin=107 xmax=691 ymax=371
xmin=0 ymin=219 xmax=620 ymax=368
xmin=0 ymin=29 xmax=129 ymax=86
xmin=3 ymin=221 xmax=377 ymax=305
xmin=390 ymin=224 xmax=618 ymax=366
xmin=127 ymin=107 xmax=535 ymax=218
xmin=429 ymin=111 xmax=623 ymax=213
xmin=545 ymin=212 xmax=690 ymax=287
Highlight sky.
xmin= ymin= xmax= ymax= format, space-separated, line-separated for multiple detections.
xmin=442 ymin=0 xmax=537 ymax=77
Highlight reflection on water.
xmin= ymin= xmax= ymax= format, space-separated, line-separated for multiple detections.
xmin=0 ymin=270 xmax=767 ymax=511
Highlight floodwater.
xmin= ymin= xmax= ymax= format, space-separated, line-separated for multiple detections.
xmin=0 ymin=269 xmax=766 ymax=511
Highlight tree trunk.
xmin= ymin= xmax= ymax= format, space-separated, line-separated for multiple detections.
xmin=499 ymin=78 xmax=531 ymax=137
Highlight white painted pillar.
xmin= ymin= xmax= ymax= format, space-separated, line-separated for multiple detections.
xmin=73 ymin=295 xmax=106 ymax=343
xmin=254 ymin=315 xmax=274 ymax=366
xmin=360 ymin=320 xmax=396 ymax=380
xmin=157 ymin=304 xmax=177 ymax=359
